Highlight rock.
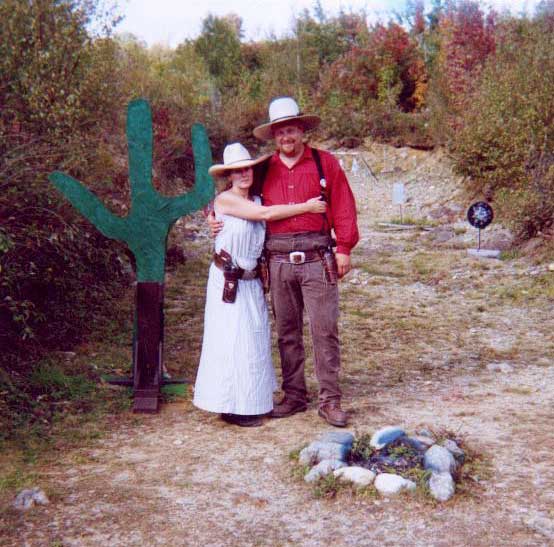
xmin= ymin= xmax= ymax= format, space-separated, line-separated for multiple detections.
xmin=486 ymin=362 xmax=514 ymax=373
xmin=467 ymin=249 xmax=501 ymax=259
xmin=370 ymin=426 xmax=405 ymax=450
xmin=482 ymin=229 xmax=514 ymax=251
xmin=441 ymin=439 xmax=465 ymax=462
xmin=334 ymin=466 xmax=376 ymax=487
xmin=431 ymin=229 xmax=455 ymax=243
xmin=424 ymin=445 xmax=457 ymax=474
xmin=416 ymin=429 xmax=434 ymax=439
xmin=298 ymin=446 xmax=318 ymax=466
xmin=401 ymin=437 xmax=428 ymax=452
xmin=548 ymin=263 xmax=554 ymax=272
xmin=520 ymin=237 xmax=544 ymax=254
xmin=428 ymin=206 xmax=458 ymax=223
xmin=13 ymin=488 xmax=49 ymax=510
xmin=318 ymin=431 xmax=355 ymax=448
xmin=304 ymin=459 xmax=347 ymax=483
xmin=524 ymin=512 xmax=554 ymax=540
xmin=428 ymin=471 xmax=455 ymax=502
xmin=299 ymin=441 xmax=350 ymax=466
xmin=374 ymin=473 xmax=416 ymax=495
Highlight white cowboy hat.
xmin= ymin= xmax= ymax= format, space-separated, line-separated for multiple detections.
xmin=253 ymin=97 xmax=321 ymax=140
xmin=208 ymin=142 xmax=270 ymax=178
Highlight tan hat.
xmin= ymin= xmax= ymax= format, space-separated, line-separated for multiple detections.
xmin=253 ymin=97 xmax=320 ymax=140
xmin=208 ymin=142 xmax=270 ymax=178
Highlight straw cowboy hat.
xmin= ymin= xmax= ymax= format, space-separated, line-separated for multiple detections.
xmin=208 ymin=143 xmax=270 ymax=178
xmin=253 ymin=97 xmax=321 ymax=140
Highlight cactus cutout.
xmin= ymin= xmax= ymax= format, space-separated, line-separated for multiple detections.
xmin=49 ymin=99 xmax=214 ymax=282
xmin=48 ymin=99 xmax=214 ymax=412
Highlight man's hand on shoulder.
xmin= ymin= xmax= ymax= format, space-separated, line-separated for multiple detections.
xmin=335 ymin=252 xmax=351 ymax=279
xmin=207 ymin=210 xmax=224 ymax=238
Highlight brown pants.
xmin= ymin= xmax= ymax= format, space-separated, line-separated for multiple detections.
xmin=266 ymin=233 xmax=341 ymax=406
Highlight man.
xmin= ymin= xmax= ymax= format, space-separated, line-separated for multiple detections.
xmin=211 ymin=97 xmax=359 ymax=427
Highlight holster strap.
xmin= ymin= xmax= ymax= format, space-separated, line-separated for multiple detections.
xmin=213 ymin=252 xmax=258 ymax=280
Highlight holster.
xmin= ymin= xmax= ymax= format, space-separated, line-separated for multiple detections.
xmin=318 ymin=247 xmax=338 ymax=284
xmin=257 ymin=251 xmax=270 ymax=294
xmin=222 ymin=268 xmax=241 ymax=303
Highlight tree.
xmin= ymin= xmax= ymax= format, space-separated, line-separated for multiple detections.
xmin=194 ymin=14 xmax=243 ymax=93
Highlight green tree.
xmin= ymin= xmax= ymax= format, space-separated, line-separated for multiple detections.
xmin=194 ymin=14 xmax=243 ymax=93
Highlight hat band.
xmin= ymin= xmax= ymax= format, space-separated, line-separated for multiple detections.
xmin=269 ymin=113 xmax=304 ymax=124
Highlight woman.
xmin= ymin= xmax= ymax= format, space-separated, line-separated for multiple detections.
xmin=193 ymin=143 xmax=326 ymax=427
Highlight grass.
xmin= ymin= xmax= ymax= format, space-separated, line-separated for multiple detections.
xmin=490 ymin=273 xmax=554 ymax=305
xmin=389 ymin=216 xmax=437 ymax=227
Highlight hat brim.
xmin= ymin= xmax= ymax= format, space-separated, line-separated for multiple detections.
xmin=208 ymin=153 xmax=271 ymax=178
xmin=253 ymin=114 xmax=321 ymax=141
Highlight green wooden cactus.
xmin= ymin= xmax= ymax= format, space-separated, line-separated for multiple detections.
xmin=49 ymin=99 xmax=214 ymax=282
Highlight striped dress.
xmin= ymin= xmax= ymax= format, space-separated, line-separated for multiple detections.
xmin=193 ymin=196 xmax=277 ymax=415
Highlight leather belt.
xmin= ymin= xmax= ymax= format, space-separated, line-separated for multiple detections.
xmin=213 ymin=252 xmax=258 ymax=280
xmin=268 ymin=250 xmax=322 ymax=264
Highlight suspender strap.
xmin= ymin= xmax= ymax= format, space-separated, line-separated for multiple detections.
xmin=311 ymin=148 xmax=328 ymax=202
xmin=311 ymin=148 xmax=332 ymax=238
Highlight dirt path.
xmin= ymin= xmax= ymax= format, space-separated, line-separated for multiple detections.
xmin=3 ymin=148 xmax=554 ymax=546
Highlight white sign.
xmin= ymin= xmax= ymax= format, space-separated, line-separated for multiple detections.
xmin=392 ymin=183 xmax=406 ymax=205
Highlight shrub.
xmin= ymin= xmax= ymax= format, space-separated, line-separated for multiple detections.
xmin=450 ymin=18 xmax=554 ymax=238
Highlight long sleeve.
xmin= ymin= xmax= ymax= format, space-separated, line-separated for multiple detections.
xmin=323 ymin=152 xmax=359 ymax=255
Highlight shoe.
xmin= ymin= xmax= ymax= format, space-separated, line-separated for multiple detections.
xmin=318 ymin=401 xmax=348 ymax=427
xmin=269 ymin=398 xmax=308 ymax=418
xmin=220 ymin=413 xmax=263 ymax=427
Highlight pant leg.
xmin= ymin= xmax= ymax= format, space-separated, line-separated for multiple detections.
xmin=269 ymin=261 xmax=307 ymax=404
xmin=301 ymin=260 xmax=341 ymax=405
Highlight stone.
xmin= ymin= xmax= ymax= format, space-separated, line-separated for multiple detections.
xmin=298 ymin=445 xmax=318 ymax=466
xmin=428 ymin=471 xmax=455 ymax=502
xmin=424 ymin=445 xmax=457 ymax=474
xmin=370 ymin=426 xmax=406 ymax=449
xmin=524 ymin=512 xmax=554 ymax=540
xmin=442 ymin=439 xmax=465 ymax=462
xmin=304 ymin=459 xmax=347 ymax=483
xmin=318 ymin=431 xmax=355 ymax=448
xmin=13 ymin=488 xmax=49 ymax=510
xmin=403 ymin=436 xmax=429 ymax=452
xmin=374 ymin=473 xmax=416 ymax=495
xmin=432 ymin=229 xmax=455 ymax=243
xmin=486 ymin=362 xmax=514 ymax=373
xmin=299 ymin=441 xmax=350 ymax=466
xmin=334 ymin=466 xmax=376 ymax=487
xmin=467 ymin=249 xmax=501 ymax=259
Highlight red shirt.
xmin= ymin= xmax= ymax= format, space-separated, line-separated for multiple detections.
xmin=262 ymin=146 xmax=359 ymax=255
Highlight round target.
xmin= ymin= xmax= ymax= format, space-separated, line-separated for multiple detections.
xmin=467 ymin=202 xmax=493 ymax=229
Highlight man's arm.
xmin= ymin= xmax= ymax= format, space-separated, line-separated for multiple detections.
xmin=207 ymin=211 xmax=224 ymax=237
xmin=324 ymin=153 xmax=359 ymax=278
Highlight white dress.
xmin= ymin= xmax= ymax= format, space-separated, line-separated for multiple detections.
xmin=193 ymin=197 xmax=277 ymax=415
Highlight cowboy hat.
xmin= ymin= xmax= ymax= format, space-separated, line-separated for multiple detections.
xmin=208 ymin=142 xmax=270 ymax=178
xmin=253 ymin=97 xmax=321 ymax=140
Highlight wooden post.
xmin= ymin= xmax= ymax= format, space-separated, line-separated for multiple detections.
xmin=133 ymin=282 xmax=164 ymax=412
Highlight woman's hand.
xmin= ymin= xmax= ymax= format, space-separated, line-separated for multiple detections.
xmin=305 ymin=196 xmax=327 ymax=214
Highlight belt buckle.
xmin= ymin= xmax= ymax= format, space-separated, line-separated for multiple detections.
xmin=289 ymin=251 xmax=306 ymax=264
